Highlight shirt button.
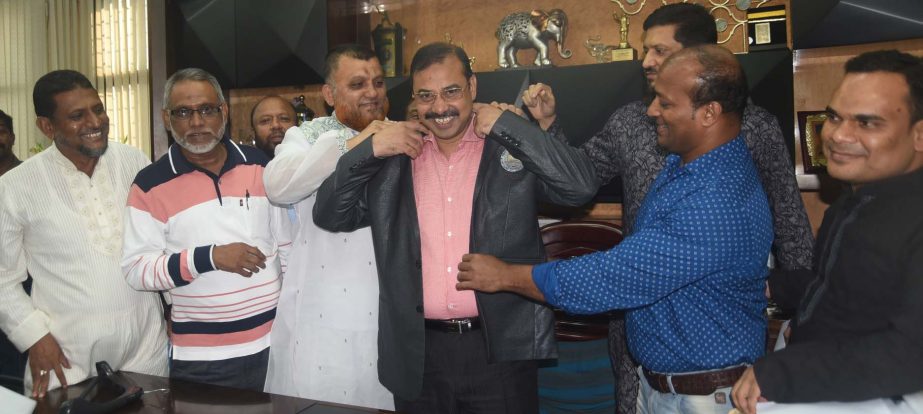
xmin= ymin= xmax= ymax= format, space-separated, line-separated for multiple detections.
xmin=447 ymin=231 xmax=453 ymax=237
xmin=448 ymin=165 xmax=454 ymax=170
xmin=447 ymin=197 xmax=452 ymax=202
xmin=447 ymin=266 xmax=452 ymax=273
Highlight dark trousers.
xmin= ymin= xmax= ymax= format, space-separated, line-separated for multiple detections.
xmin=170 ymin=347 xmax=269 ymax=392
xmin=394 ymin=328 xmax=539 ymax=414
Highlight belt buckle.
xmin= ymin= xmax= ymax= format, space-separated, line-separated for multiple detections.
xmin=452 ymin=319 xmax=471 ymax=333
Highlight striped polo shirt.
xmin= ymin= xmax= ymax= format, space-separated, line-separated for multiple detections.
xmin=122 ymin=138 xmax=290 ymax=361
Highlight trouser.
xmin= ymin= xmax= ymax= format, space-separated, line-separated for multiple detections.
xmin=636 ymin=366 xmax=734 ymax=414
xmin=171 ymin=347 xmax=269 ymax=392
xmin=394 ymin=328 xmax=539 ymax=414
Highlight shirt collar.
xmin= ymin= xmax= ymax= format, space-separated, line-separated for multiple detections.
xmin=47 ymin=140 xmax=107 ymax=174
xmin=850 ymin=165 xmax=923 ymax=199
xmin=328 ymin=111 xmax=353 ymax=133
xmin=667 ymin=133 xmax=748 ymax=175
xmin=167 ymin=135 xmax=247 ymax=176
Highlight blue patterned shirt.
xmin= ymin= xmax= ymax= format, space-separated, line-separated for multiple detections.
xmin=533 ymin=136 xmax=773 ymax=373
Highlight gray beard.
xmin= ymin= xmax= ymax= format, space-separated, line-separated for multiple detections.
xmin=171 ymin=122 xmax=226 ymax=155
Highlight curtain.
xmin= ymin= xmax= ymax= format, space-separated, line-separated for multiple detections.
xmin=0 ymin=0 xmax=151 ymax=159
xmin=0 ymin=0 xmax=49 ymax=158
xmin=93 ymin=0 xmax=151 ymax=156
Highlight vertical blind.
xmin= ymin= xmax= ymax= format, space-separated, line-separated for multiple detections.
xmin=94 ymin=0 xmax=151 ymax=156
xmin=0 ymin=0 xmax=48 ymax=158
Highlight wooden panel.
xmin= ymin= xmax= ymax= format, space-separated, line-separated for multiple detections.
xmin=793 ymin=38 xmax=923 ymax=114
xmin=227 ymin=85 xmax=328 ymax=145
xmin=367 ymin=0 xmax=788 ymax=75
xmin=792 ymin=38 xmax=923 ymax=229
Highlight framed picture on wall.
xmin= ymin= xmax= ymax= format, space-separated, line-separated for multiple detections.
xmin=797 ymin=111 xmax=828 ymax=173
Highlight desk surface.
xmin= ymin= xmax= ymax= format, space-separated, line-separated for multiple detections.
xmin=33 ymin=371 xmax=390 ymax=414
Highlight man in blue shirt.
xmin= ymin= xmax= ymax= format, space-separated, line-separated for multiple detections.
xmin=458 ymin=44 xmax=773 ymax=414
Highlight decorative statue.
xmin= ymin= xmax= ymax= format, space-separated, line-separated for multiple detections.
xmin=584 ymin=35 xmax=610 ymax=63
xmin=496 ymin=9 xmax=573 ymax=68
xmin=371 ymin=9 xmax=404 ymax=77
xmin=617 ymin=13 xmax=629 ymax=48
xmin=610 ymin=12 xmax=637 ymax=61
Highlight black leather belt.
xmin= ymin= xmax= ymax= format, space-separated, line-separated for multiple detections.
xmin=424 ymin=317 xmax=481 ymax=333
xmin=643 ymin=365 xmax=747 ymax=395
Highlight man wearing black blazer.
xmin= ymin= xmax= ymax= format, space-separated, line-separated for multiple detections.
xmin=313 ymin=42 xmax=598 ymax=413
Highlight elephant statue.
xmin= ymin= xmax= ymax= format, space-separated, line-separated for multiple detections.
xmin=496 ymin=9 xmax=573 ymax=68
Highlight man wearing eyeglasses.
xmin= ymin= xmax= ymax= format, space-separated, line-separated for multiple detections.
xmin=121 ymin=68 xmax=291 ymax=391
xmin=313 ymin=42 xmax=598 ymax=413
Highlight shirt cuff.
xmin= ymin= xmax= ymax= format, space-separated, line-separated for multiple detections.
xmin=9 ymin=309 xmax=51 ymax=352
xmin=532 ymin=261 xmax=560 ymax=307
xmin=201 ymin=245 xmax=217 ymax=274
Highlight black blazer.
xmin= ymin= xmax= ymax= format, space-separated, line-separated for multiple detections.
xmin=313 ymin=112 xmax=599 ymax=399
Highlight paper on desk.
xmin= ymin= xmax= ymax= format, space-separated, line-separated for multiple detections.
xmin=773 ymin=319 xmax=790 ymax=352
xmin=0 ymin=385 xmax=36 ymax=414
xmin=750 ymin=398 xmax=897 ymax=414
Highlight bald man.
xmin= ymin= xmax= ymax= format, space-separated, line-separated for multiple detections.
xmin=250 ymin=96 xmax=297 ymax=158
xmin=458 ymin=45 xmax=773 ymax=414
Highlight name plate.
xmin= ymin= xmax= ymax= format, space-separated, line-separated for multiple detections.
xmin=610 ymin=48 xmax=637 ymax=62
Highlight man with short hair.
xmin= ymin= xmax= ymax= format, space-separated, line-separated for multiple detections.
xmin=0 ymin=70 xmax=167 ymax=398
xmin=262 ymin=44 xmax=411 ymax=410
xmin=250 ymin=95 xmax=297 ymax=158
xmin=520 ymin=4 xmax=814 ymax=412
xmin=0 ymin=109 xmax=22 ymax=176
xmin=732 ymin=50 xmax=923 ymax=414
xmin=458 ymin=45 xmax=774 ymax=414
xmin=122 ymin=68 xmax=290 ymax=391
xmin=313 ymin=42 xmax=598 ymax=413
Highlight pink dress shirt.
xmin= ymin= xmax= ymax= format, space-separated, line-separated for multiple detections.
xmin=412 ymin=120 xmax=484 ymax=320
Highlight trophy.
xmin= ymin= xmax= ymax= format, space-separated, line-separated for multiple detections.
xmin=610 ymin=13 xmax=637 ymax=61
xmin=371 ymin=9 xmax=404 ymax=77
xmin=585 ymin=36 xmax=610 ymax=63
xmin=292 ymin=95 xmax=314 ymax=126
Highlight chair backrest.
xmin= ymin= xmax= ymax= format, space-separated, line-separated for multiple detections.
xmin=541 ymin=220 xmax=624 ymax=341
xmin=542 ymin=220 xmax=624 ymax=260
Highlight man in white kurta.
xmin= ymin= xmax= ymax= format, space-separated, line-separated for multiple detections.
xmin=0 ymin=70 xmax=167 ymax=397
xmin=262 ymin=44 xmax=394 ymax=410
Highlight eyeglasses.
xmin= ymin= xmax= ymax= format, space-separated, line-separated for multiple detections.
xmin=168 ymin=104 xmax=222 ymax=120
xmin=412 ymin=85 xmax=467 ymax=104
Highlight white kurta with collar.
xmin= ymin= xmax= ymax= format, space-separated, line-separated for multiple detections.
xmin=263 ymin=117 xmax=393 ymax=410
xmin=0 ymin=142 xmax=168 ymax=391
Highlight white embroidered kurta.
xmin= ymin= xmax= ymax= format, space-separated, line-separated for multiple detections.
xmin=263 ymin=116 xmax=393 ymax=410
xmin=0 ymin=142 xmax=168 ymax=391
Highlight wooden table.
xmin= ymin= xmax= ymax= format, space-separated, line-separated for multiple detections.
xmin=33 ymin=371 xmax=390 ymax=414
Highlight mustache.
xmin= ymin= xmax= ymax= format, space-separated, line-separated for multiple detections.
xmin=825 ymin=143 xmax=866 ymax=157
xmin=181 ymin=128 xmax=220 ymax=139
xmin=424 ymin=108 xmax=460 ymax=120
